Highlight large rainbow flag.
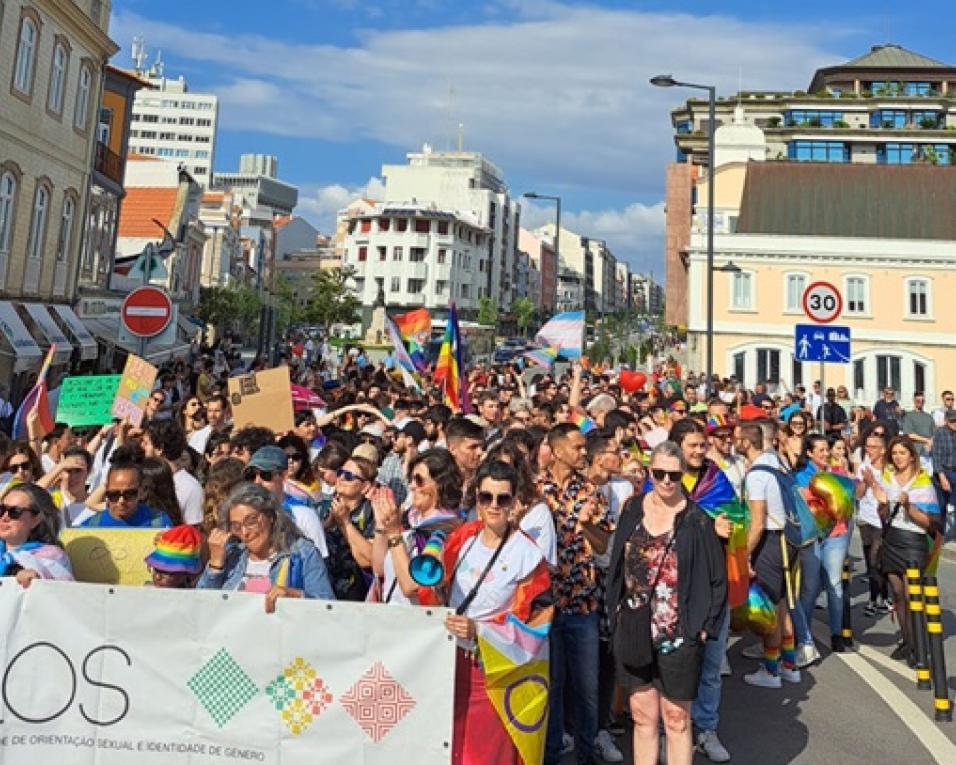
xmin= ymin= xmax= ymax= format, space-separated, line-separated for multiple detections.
xmin=433 ymin=303 xmax=470 ymax=412
xmin=12 ymin=345 xmax=56 ymax=439
xmin=393 ymin=307 xmax=432 ymax=372
xmin=685 ymin=459 xmax=750 ymax=608
xmin=385 ymin=316 xmax=421 ymax=391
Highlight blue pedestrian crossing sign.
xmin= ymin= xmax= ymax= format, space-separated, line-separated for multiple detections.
xmin=795 ymin=323 xmax=851 ymax=364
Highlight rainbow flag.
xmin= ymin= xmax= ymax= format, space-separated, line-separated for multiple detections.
xmin=574 ymin=411 xmax=597 ymax=434
xmin=385 ymin=316 xmax=421 ymax=391
xmin=522 ymin=345 xmax=559 ymax=368
xmin=12 ymin=345 xmax=56 ymax=439
xmin=393 ymin=307 xmax=432 ymax=372
xmin=434 ymin=303 xmax=470 ymax=412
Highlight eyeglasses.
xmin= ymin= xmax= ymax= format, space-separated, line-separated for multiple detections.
xmin=476 ymin=491 xmax=514 ymax=509
xmin=0 ymin=503 xmax=34 ymax=520
xmin=337 ymin=468 xmax=364 ymax=482
xmin=651 ymin=468 xmax=683 ymax=483
xmin=243 ymin=467 xmax=275 ymax=482
xmin=105 ymin=489 xmax=139 ymax=503
xmin=359 ymin=436 xmax=381 ymax=446
xmin=7 ymin=461 xmax=31 ymax=474
xmin=228 ymin=513 xmax=263 ymax=535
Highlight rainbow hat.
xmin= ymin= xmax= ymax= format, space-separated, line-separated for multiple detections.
xmin=145 ymin=525 xmax=203 ymax=574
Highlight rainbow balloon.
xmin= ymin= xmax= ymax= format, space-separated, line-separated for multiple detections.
xmin=731 ymin=582 xmax=777 ymax=637
xmin=807 ymin=472 xmax=856 ymax=536
xmin=409 ymin=529 xmax=447 ymax=587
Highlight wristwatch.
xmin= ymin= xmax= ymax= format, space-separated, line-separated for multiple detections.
xmin=387 ymin=535 xmax=404 ymax=549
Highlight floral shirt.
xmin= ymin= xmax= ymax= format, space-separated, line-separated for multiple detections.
xmin=538 ymin=470 xmax=613 ymax=615
xmin=624 ymin=523 xmax=679 ymax=644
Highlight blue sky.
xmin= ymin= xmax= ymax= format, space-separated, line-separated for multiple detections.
xmin=110 ymin=1 xmax=955 ymax=274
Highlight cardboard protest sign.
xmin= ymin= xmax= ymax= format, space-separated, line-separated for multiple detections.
xmin=228 ymin=365 xmax=294 ymax=432
xmin=56 ymin=374 xmax=121 ymax=427
xmin=60 ymin=528 xmax=156 ymax=586
xmin=111 ymin=353 xmax=158 ymax=426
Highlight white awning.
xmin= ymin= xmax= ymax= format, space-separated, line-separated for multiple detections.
xmin=22 ymin=304 xmax=73 ymax=365
xmin=83 ymin=316 xmax=188 ymax=364
xmin=51 ymin=304 xmax=98 ymax=361
xmin=0 ymin=301 xmax=42 ymax=373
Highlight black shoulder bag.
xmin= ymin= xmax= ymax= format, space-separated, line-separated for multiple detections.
xmin=451 ymin=526 xmax=512 ymax=615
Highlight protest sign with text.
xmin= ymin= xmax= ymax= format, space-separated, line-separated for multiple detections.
xmin=56 ymin=375 xmax=122 ymax=427
xmin=227 ymin=366 xmax=294 ymax=432
xmin=111 ymin=354 xmax=158 ymax=427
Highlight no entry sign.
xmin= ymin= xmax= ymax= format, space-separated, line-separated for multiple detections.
xmin=122 ymin=286 xmax=173 ymax=338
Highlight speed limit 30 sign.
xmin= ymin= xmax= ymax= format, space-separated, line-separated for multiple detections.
xmin=802 ymin=281 xmax=843 ymax=324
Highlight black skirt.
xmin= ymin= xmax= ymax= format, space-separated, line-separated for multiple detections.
xmin=879 ymin=526 xmax=928 ymax=576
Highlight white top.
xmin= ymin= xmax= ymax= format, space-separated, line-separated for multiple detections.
xmin=174 ymin=469 xmax=204 ymax=525
xmin=285 ymin=502 xmax=329 ymax=558
xmin=855 ymin=460 xmax=882 ymax=528
xmin=883 ymin=472 xmax=935 ymax=535
xmin=42 ymin=454 xmax=56 ymax=475
xmin=520 ymin=502 xmax=557 ymax=566
xmin=382 ymin=529 xmax=417 ymax=606
xmin=594 ymin=477 xmax=633 ymax=569
xmin=62 ymin=501 xmax=90 ymax=528
xmin=188 ymin=425 xmax=212 ymax=455
xmin=745 ymin=451 xmax=787 ymax=531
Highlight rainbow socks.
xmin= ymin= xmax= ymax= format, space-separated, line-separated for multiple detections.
xmin=781 ymin=634 xmax=796 ymax=671
xmin=762 ymin=646 xmax=781 ymax=676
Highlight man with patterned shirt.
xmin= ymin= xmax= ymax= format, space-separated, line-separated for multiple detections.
xmin=538 ymin=422 xmax=613 ymax=765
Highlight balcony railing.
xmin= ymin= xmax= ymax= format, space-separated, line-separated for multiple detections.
xmin=94 ymin=141 xmax=123 ymax=185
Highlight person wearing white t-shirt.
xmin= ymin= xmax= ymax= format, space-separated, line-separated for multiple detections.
xmin=142 ymin=420 xmax=205 ymax=525
xmin=855 ymin=431 xmax=890 ymax=615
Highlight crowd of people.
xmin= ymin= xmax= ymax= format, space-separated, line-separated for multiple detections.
xmin=0 ymin=340 xmax=949 ymax=765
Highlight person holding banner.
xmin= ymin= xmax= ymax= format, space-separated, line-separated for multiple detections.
xmin=0 ymin=483 xmax=74 ymax=586
xmin=199 ymin=482 xmax=335 ymax=610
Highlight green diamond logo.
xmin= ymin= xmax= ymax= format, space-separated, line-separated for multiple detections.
xmin=188 ymin=648 xmax=258 ymax=727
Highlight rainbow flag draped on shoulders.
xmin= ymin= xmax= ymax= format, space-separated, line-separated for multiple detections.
xmin=433 ymin=303 xmax=470 ymax=413
xmin=882 ymin=467 xmax=943 ymax=576
xmin=12 ymin=345 xmax=56 ymax=439
xmin=687 ymin=459 xmax=750 ymax=608
xmin=393 ymin=307 xmax=432 ymax=373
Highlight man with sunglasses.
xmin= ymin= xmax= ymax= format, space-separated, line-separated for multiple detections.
xmin=245 ymin=446 xmax=328 ymax=558
xmin=80 ymin=463 xmax=173 ymax=528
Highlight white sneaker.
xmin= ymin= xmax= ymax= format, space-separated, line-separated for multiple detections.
xmin=720 ymin=654 xmax=731 ymax=676
xmin=780 ymin=665 xmax=801 ymax=683
xmin=744 ymin=666 xmax=782 ymax=688
xmin=696 ymin=729 xmax=731 ymax=763
xmin=561 ymin=732 xmax=574 ymax=755
xmin=740 ymin=642 xmax=765 ymax=659
xmin=795 ymin=643 xmax=821 ymax=668
xmin=595 ymin=729 xmax=624 ymax=763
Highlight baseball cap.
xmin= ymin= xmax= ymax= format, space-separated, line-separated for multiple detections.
xmin=248 ymin=445 xmax=288 ymax=472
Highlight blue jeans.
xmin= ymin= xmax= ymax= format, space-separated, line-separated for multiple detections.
xmin=795 ymin=527 xmax=853 ymax=640
xmin=545 ymin=610 xmax=599 ymax=765
xmin=934 ymin=470 xmax=956 ymax=539
xmin=791 ymin=543 xmax=819 ymax=647
xmin=692 ymin=609 xmax=730 ymax=733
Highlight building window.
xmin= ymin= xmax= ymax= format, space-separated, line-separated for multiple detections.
xmin=360 ymin=219 xmax=371 ymax=233
xmin=56 ymin=195 xmax=74 ymax=262
xmin=787 ymin=141 xmax=849 ymax=162
xmin=378 ymin=218 xmax=390 ymax=232
xmin=845 ymin=276 xmax=867 ymax=314
xmin=377 ymin=246 xmax=386 ymax=261
xmin=28 ymin=184 xmax=49 ymax=260
xmin=74 ymin=65 xmax=92 ymax=130
xmin=853 ymin=359 xmax=865 ymax=397
xmin=733 ymin=352 xmax=745 ymax=385
xmin=785 ymin=110 xmax=844 ymax=127
xmin=13 ymin=16 xmax=38 ymax=95
xmin=357 ymin=246 xmax=367 ymax=262
xmin=461 ymin=284 xmax=470 ymax=298
xmin=785 ymin=273 xmax=807 ymax=312
xmin=756 ymin=349 xmax=780 ymax=385
xmin=393 ymin=246 xmax=403 ymax=262
xmin=396 ymin=219 xmax=408 ymax=232
xmin=0 ymin=171 xmax=17 ymax=259
xmin=390 ymin=276 xmax=400 ymax=292
xmin=414 ymin=218 xmax=430 ymax=233
xmin=792 ymin=355 xmax=803 ymax=386
xmin=436 ymin=280 xmax=446 ymax=294
xmin=410 ymin=247 xmax=426 ymax=262
xmin=877 ymin=143 xmax=914 ymax=164
xmin=96 ymin=106 xmax=113 ymax=144
xmin=437 ymin=249 xmax=446 ymax=264
xmin=437 ymin=221 xmax=449 ymax=235
xmin=159 ymin=132 xmax=175 ymax=140
xmin=870 ymin=110 xmax=907 ymax=129
xmin=914 ymin=362 xmax=926 ymax=395
xmin=876 ymin=355 xmax=901 ymax=394
xmin=731 ymin=272 xmax=753 ymax=309
xmin=47 ymin=42 xmax=68 ymax=114
xmin=907 ymin=277 xmax=930 ymax=317
xmin=407 ymin=279 xmax=424 ymax=294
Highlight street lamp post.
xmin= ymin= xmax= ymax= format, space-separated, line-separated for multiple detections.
xmin=524 ymin=192 xmax=561 ymax=313
xmin=651 ymin=74 xmax=717 ymax=395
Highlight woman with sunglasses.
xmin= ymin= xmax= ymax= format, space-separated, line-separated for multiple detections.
xmin=427 ymin=460 xmax=552 ymax=764
xmin=278 ymin=434 xmax=320 ymax=505
xmin=0 ymin=483 xmax=74 ymax=586
xmin=198 ymin=482 xmax=334 ymax=611
xmin=606 ymin=441 xmax=726 ymax=765
xmin=0 ymin=442 xmax=43 ymax=496
xmin=324 ymin=456 xmax=377 ymax=600
xmin=370 ymin=448 xmax=463 ymax=604
xmin=781 ymin=412 xmax=811 ymax=469
xmin=177 ymin=396 xmax=206 ymax=438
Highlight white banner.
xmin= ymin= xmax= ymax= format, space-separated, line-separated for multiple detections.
xmin=0 ymin=582 xmax=455 ymax=764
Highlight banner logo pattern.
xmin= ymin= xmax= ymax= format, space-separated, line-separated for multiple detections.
xmin=266 ymin=658 xmax=334 ymax=735
xmin=340 ymin=661 xmax=416 ymax=742
xmin=187 ymin=648 xmax=259 ymax=728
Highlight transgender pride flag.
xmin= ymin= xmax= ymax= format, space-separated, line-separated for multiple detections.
xmin=535 ymin=310 xmax=584 ymax=359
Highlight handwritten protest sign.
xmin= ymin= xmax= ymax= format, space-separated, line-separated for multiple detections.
xmin=56 ymin=374 xmax=121 ymax=427
xmin=112 ymin=353 xmax=158 ymax=426
xmin=228 ymin=366 xmax=294 ymax=432
xmin=60 ymin=528 xmax=156 ymax=586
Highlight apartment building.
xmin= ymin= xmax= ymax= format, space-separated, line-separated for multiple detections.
xmin=198 ymin=190 xmax=242 ymax=287
xmin=518 ymin=227 xmax=557 ymax=315
xmin=664 ymin=43 xmax=956 ymax=327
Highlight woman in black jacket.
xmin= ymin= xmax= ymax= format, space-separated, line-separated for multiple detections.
xmin=606 ymin=441 xmax=727 ymax=765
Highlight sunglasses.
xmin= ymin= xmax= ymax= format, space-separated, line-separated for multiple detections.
xmin=411 ymin=473 xmax=432 ymax=488
xmin=0 ymin=503 xmax=34 ymax=520
xmin=337 ymin=468 xmax=363 ymax=482
xmin=651 ymin=468 xmax=683 ymax=483
xmin=243 ymin=467 xmax=275 ymax=482
xmin=286 ymin=453 xmax=304 ymax=463
xmin=7 ymin=462 xmax=31 ymax=473
xmin=105 ymin=489 xmax=139 ymax=503
xmin=359 ymin=436 xmax=381 ymax=446
xmin=673 ymin=408 xmax=688 ymax=414
xmin=476 ymin=491 xmax=514 ymax=509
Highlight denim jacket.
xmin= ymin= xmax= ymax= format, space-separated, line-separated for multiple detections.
xmin=196 ymin=538 xmax=335 ymax=600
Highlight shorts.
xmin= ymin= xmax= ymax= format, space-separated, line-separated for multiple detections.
xmin=616 ymin=639 xmax=704 ymax=702
xmin=752 ymin=531 xmax=796 ymax=604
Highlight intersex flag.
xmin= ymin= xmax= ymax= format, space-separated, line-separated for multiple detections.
xmin=393 ymin=307 xmax=432 ymax=372
xmin=12 ymin=345 xmax=56 ymax=439
xmin=535 ymin=310 xmax=584 ymax=359
xmin=433 ymin=303 xmax=470 ymax=412
xmin=385 ymin=316 xmax=421 ymax=391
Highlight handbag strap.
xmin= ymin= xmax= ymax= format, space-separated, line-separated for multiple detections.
xmin=453 ymin=525 xmax=512 ymax=616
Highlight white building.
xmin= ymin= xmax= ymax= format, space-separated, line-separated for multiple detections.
xmin=126 ymin=41 xmax=218 ymax=187
xmin=342 ymin=202 xmax=490 ymax=321
xmin=381 ymin=145 xmax=520 ymax=313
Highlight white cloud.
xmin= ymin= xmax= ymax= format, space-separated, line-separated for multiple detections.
xmin=296 ymin=177 xmax=386 ymax=232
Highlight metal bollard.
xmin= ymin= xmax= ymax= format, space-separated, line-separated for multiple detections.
xmin=841 ymin=558 xmax=854 ymax=648
xmin=922 ymin=576 xmax=953 ymax=722
xmin=905 ymin=564 xmax=932 ymax=691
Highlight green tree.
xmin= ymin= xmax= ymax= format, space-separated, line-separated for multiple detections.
xmin=272 ymin=275 xmax=298 ymax=336
xmin=303 ymin=267 xmax=361 ymax=331
xmin=513 ymin=297 xmax=536 ymax=337
xmin=477 ymin=296 xmax=498 ymax=326
xmin=197 ymin=286 xmax=237 ymax=327
xmin=233 ymin=285 xmax=262 ymax=327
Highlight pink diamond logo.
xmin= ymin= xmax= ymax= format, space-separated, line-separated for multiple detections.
xmin=341 ymin=661 xmax=416 ymax=742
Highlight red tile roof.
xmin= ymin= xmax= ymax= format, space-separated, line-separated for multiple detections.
xmin=274 ymin=215 xmax=292 ymax=229
xmin=118 ymin=187 xmax=179 ymax=238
